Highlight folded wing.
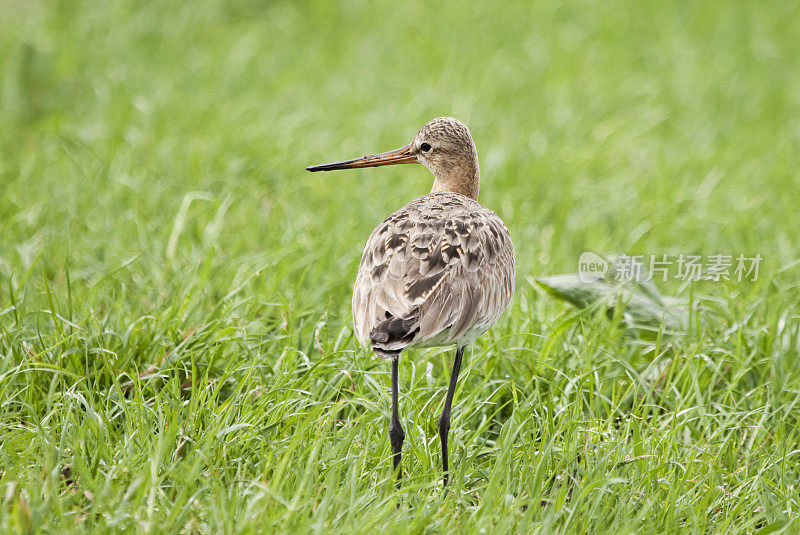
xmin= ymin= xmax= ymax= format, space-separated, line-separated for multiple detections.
xmin=352 ymin=192 xmax=515 ymax=357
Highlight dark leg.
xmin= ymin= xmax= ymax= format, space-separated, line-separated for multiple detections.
xmin=438 ymin=346 xmax=464 ymax=488
xmin=389 ymin=355 xmax=405 ymax=486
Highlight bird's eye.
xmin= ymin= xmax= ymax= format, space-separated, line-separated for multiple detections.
xmin=420 ymin=143 xmax=432 ymax=153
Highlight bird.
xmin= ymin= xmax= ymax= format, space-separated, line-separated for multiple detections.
xmin=306 ymin=117 xmax=515 ymax=488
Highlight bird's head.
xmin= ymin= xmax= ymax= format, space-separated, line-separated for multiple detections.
xmin=306 ymin=117 xmax=480 ymax=200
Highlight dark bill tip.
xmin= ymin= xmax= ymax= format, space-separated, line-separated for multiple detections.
xmin=306 ymin=162 xmax=345 ymax=172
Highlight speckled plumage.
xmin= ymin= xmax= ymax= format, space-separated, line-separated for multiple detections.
xmin=353 ymin=191 xmax=515 ymax=357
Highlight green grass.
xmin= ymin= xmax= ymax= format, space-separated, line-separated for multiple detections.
xmin=2 ymin=0 xmax=800 ymax=532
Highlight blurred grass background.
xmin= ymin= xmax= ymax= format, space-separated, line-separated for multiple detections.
xmin=1 ymin=0 xmax=799 ymax=533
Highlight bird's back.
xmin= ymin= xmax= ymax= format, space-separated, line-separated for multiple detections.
xmin=352 ymin=191 xmax=515 ymax=357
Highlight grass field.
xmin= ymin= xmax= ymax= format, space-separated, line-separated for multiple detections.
xmin=2 ymin=1 xmax=800 ymax=532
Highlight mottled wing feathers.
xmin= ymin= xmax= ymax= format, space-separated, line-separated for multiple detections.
xmin=352 ymin=192 xmax=515 ymax=357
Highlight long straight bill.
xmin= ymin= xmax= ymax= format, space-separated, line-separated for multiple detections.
xmin=306 ymin=144 xmax=417 ymax=172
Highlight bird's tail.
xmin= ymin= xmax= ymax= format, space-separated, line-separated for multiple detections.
xmin=369 ymin=310 xmax=420 ymax=358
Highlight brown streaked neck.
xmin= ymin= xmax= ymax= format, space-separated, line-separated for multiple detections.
xmin=429 ymin=150 xmax=480 ymax=200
